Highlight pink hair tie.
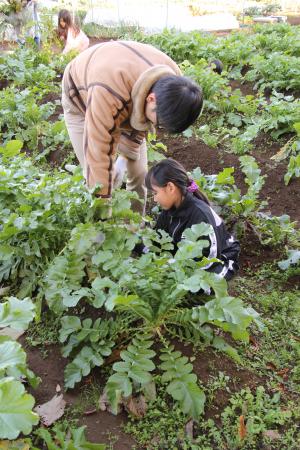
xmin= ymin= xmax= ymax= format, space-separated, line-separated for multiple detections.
xmin=187 ymin=179 xmax=198 ymax=193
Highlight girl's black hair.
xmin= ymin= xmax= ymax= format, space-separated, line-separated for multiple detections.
xmin=145 ymin=158 xmax=209 ymax=204
xmin=150 ymin=76 xmax=203 ymax=134
xmin=57 ymin=9 xmax=80 ymax=41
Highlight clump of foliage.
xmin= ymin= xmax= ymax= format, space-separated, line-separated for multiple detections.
xmin=0 ymin=296 xmax=39 ymax=439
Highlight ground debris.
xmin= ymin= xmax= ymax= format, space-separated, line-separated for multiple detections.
xmin=34 ymin=394 xmax=66 ymax=426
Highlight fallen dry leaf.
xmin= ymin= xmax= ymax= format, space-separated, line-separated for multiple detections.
xmin=277 ymin=368 xmax=289 ymax=380
xmin=238 ymin=415 xmax=247 ymax=440
xmin=34 ymin=394 xmax=66 ymax=426
xmin=84 ymin=408 xmax=97 ymax=416
xmin=99 ymin=392 xmax=109 ymax=412
xmin=185 ymin=419 xmax=194 ymax=439
xmin=249 ymin=335 xmax=259 ymax=351
xmin=266 ymin=362 xmax=277 ymax=371
xmin=149 ymin=435 xmax=160 ymax=447
xmin=123 ymin=395 xmax=147 ymax=418
xmin=276 ymin=383 xmax=285 ymax=392
xmin=0 ymin=328 xmax=24 ymax=340
xmin=0 ymin=287 xmax=10 ymax=297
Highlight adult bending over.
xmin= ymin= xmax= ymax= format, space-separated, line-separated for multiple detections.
xmin=61 ymin=41 xmax=203 ymax=211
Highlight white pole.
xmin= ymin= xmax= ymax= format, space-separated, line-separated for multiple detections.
xmin=117 ymin=0 xmax=120 ymax=25
xmin=166 ymin=0 xmax=169 ymax=28
xmin=72 ymin=0 xmax=76 ymax=22
xmin=90 ymin=0 xmax=94 ymax=23
xmin=242 ymin=0 xmax=245 ymax=25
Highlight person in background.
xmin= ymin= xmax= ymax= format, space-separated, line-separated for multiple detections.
xmin=57 ymin=9 xmax=89 ymax=54
xmin=29 ymin=0 xmax=40 ymax=46
xmin=13 ymin=0 xmax=40 ymax=46
xmin=145 ymin=158 xmax=240 ymax=281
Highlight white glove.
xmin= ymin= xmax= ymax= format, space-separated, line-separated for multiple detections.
xmin=113 ymin=155 xmax=127 ymax=189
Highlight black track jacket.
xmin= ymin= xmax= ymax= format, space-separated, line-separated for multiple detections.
xmin=155 ymin=193 xmax=240 ymax=280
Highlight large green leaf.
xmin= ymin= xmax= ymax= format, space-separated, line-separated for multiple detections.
xmin=128 ymin=366 xmax=153 ymax=384
xmin=64 ymin=346 xmax=107 ymax=389
xmin=112 ymin=295 xmax=153 ymax=321
xmin=0 ymin=297 xmax=35 ymax=331
xmin=0 ymin=140 xmax=23 ymax=158
xmin=68 ymin=224 xmax=101 ymax=256
xmin=202 ymin=296 xmax=259 ymax=341
xmin=0 ymin=378 xmax=39 ymax=439
xmin=175 ymin=223 xmax=212 ymax=260
xmin=206 ymin=296 xmax=253 ymax=327
xmin=159 ymin=344 xmax=205 ymax=419
xmin=106 ymin=335 xmax=155 ymax=412
xmin=44 ymin=253 xmax=86 ymax=313
xmin=60 ymin=316 xmax=116 ymax=388
xmin=105 ymin=373 xmax=132 ymax=415
xmin=0 ymin=338 xmax=36 ymax=386
xmin=91 ymin=277 xmax=118 ymax=309
xmin=160 ymin=353 xmax=193 ymax=382
xmin=59 ymin=316 xmax=81 ymax=344
xmin=0 ymin=338 xmax=25 ymax=374
xmin=212 ymin=335 xmax=242 ymax=363
xmin=166 ymin=377 xmax=205 ymax=420
xmin=178 ymin=270 xmax=228 ymax=297
xmin=62 ymin=288 xmax=91 ymax=308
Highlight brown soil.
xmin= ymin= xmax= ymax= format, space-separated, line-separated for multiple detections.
xmin=39 ymin=91 xmax=61 ymax=105
xmin=23 ymin=332 xmax=265 ymax=448
xmin=0 ymin=78 xmax=10 ymax=90
xmin=41 ymin=92 xmax=63 ymax=124
xmin=24 ymin=342 xmax=137 ymax=448
xmin=229 ymin=79 xmax=257 ymax=97
xmin=173 ymin=341 xmax=264 ymax=420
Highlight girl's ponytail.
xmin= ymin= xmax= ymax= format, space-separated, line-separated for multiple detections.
xmin=187 ymin=178 xmax=210 ymax=204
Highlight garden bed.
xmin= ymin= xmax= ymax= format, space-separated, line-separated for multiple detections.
xmin=0 ymin=23 xmax=299 ymax=449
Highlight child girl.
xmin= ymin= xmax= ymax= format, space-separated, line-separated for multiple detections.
xmin=57 ymin=9 xmax=89 ymax=54
xmin=145 ymin=159 xmax=240 ymax=281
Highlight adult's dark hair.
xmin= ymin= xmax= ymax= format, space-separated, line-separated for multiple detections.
xmin=57 ymin=9 xmax=80 ymax=41
xmin=150 ymin=76 xmax=203 ymax=134
xmin=145 ymin=158 xmax=209 ymax=204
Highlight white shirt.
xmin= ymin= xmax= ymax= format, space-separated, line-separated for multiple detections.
xmin=63 ymin=28 xmax=89 ymax=54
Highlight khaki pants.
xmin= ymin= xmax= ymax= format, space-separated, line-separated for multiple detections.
xmin=62 ymin=83 xmax=148 ymax=213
